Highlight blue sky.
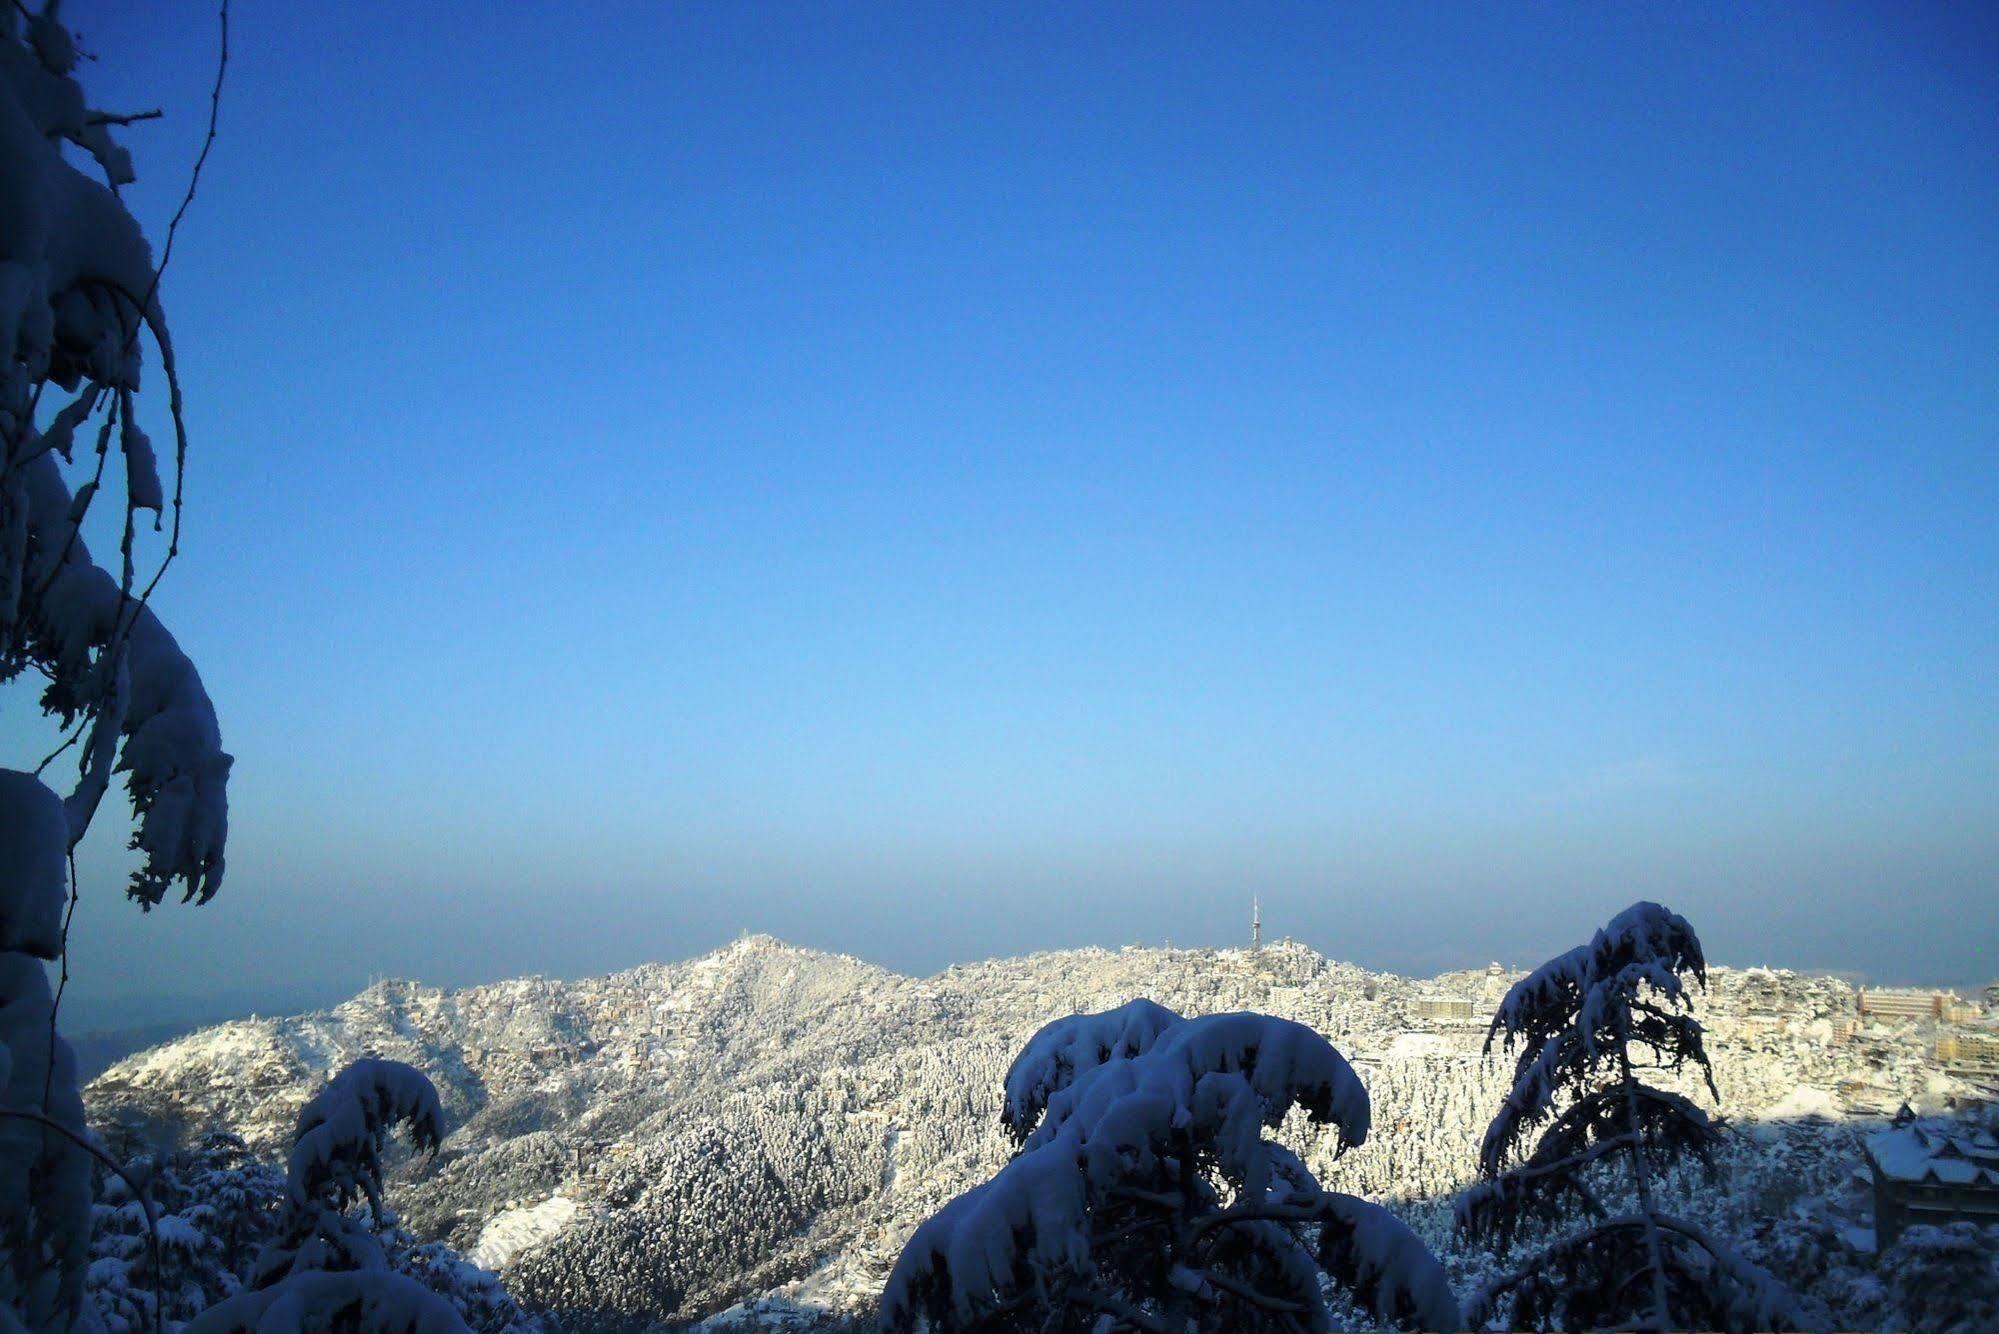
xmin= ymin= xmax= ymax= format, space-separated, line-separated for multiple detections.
xmin=24 ymin=2 xmax=1998 ymax=1021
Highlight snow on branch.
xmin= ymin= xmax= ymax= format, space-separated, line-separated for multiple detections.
xmin=0 ymin=953 xmax=93 ymax=1328
xmin=883 ymin=1003 xmax=1454 ymax=1332
xmin=2 ymin=2 xmax=232 ymax=911
xmin=184 ymin=1269 xmax=468 ymax=1334
xmin=1313 ymin=1193 xmax=1462 ymax=1333
xmin=1001 ymin=997 xmax=1181 ymax=1144
xmin=282 ymin=1059 xmax=445 ymax=1225
xmin=0 ymin=768 xmax=66 ymax=956
xmin=251 ymin=1060 xmax=446 ymax=1290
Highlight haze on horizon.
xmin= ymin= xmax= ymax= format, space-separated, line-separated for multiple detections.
xmin=12 ymin=2 xmax=1994 ymax=1027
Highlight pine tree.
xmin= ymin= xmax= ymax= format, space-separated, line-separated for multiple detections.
xmin=881 ymin=1001 xmax=1460 ymax=1332
xmin=187 ymin=1059 xmax=472 ymax=1332
xmin=88 ymin=1132 xmax=283 ymax=1332
xmin=1456 ymin=901 xmax=1817 ymax=1332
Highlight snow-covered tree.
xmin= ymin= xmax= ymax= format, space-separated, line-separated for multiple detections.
xmin=380 ymin=1231 xmax=545 ymax=1334
xmin=184 ymin=1059 xmax=470 ymax=1330
xmin=2 ymin=4 xmax=231 ymax=1328
xmin=248 ymin=1060 xmax=446 ymax=1284
xmin=88 ymin=1131 xmax=283 ymax=1332
xmin=1456 ymin=901 xmax=1816 ymax=1332
xmin=88 ymin=1110 xmax=539 ymax=1334
xmin=880 ymin=1000 xmax=1460 ymax=1332
xmin=1873 ymin=1221 xmax=1999 ymax=1334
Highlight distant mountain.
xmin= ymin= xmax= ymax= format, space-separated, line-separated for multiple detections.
xmin=69 ymin=1023 xmax=207 ymax=1083
xmin=85 ymin=935 xmax=1945 ymax=1328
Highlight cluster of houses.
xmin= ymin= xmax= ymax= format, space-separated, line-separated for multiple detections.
xmin=1401 ymin=968 xmax=1999 ymax=1249
xmin=1817 ymin=984 xmax=1999 ymax=1247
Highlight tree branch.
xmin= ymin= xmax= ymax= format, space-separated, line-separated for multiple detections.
xmin=86 ymin=108 xmax=163 ymax=127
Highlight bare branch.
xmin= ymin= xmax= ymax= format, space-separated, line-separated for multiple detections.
xmin=86 ymin=108 xmax=163 ymax=127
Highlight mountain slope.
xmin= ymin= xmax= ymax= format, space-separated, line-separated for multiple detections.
xmin=87 ymin=936 xmax=1916 ymax=1326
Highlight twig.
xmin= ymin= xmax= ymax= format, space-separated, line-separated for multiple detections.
xmin=33 ymin=716 xmax=89 ymax=775
xmin=122 ymin=0 xmax=228 ymax=621
xmin=127 ymin=0 xmax=228 ymax=351
xmin=42 ymin=849 xmax=80 ymax=1118
xmin=86 ymin=108 xmax=163 ymax=127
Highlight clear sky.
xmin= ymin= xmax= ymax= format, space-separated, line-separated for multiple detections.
xmin=22 ymin=2 xmax=1998 ymax=1024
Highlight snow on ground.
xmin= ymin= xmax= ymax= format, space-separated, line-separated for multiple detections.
xmin=699 ymin=1251 xmax=882 ymax=1328
xmin=1384 ymin=1031 xmax=1453 ymax=1062
xmin=116 ymin=1020 xmax=288 ymax=1082
xmin=881 ymin=1124 xmax=902 ymax=1193
xmin=1762 ymin=1084 xmax=1843 ymax=1120
xmin=467 ymin=1194 xmax=581 ymax=1271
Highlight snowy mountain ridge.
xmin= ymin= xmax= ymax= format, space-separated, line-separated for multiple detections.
xmin=85 ymin=933 xmax=1958 ymax=1326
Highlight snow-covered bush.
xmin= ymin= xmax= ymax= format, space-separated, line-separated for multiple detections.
xmin=1456 ymin=901 xmax=1819 ymax=1331
xmin=2 ymin=3 xmax=231 ymax=1327
xmin=880 ymin=1000 xmax=1460 ymax=1332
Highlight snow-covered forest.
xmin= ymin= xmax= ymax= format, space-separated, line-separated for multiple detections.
xmin=78 ymin=932 xmax=1999 ymax=1330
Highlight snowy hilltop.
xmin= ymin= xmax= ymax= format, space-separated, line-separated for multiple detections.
xmin=85 ymin=935 xmax=1987 ymax=1328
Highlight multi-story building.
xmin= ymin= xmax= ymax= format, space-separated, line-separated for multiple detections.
xmin=1936 ymin=1030 xmax=1999 ymax=1076
xmin=1866 ymin=1116 xmax=1999 ymax=1246
xmin=1414 ymin=996 xmax=1475 ymax=1022
xmin=1857 ymin=987 xmax=1963 ymax=1023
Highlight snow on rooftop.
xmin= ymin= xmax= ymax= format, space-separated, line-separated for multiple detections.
xmin=1866 ymin=1120 xmax=1999 ymax=1186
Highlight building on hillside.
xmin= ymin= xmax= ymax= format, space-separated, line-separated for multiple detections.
xmin=1866 ymin=1116 xmax=1999 ymax=1246
xmin=1736 ymin=968 xmax=1807 ymax=1017
xmin=1946 ymin=1086 xmax=1997 ymax=1116
xmin=1858 ymin=987 xmax=1964 ymax=1023
xmin=1936 ymin=1030 xmax=1999 ymax=1077
xmin=1414 ymin=996 xmax=1475 ymax=1022
xmin=1838 ymin=1079 xmax=1905 ymax=1116
xmin=1831 ymin=1016 xmax=1858 ymax=1044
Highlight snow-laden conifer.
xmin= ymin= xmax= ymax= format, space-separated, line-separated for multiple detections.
xmin=235 ymin=1059 xmax=538 ymax=1330
xmin=1457 ymin=900 xmax=1820 ymax=1332
xmin=88 ymin=1131 xmax=282 ymax=1332
xmin=87 ymin=1116 xmax=539 ymax=1334
xmin=2 ymin=4 xmax=231 ymax=1326
xmin=248 ymin=1058 xmax=450 ymax=1290
xmin=881 ymin=1001 xmax=1460 ymax=1332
